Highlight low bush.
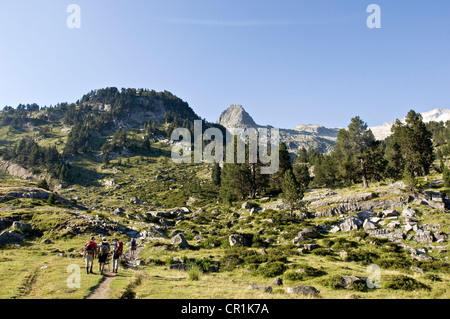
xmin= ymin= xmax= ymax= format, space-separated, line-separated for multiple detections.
xmin=382 ymin=275 xmax=430 ymax=291
xmin=345 ymin=250 xmax=378 ymax=265
xmin=254 ymin=262 xmax=286 ymax=278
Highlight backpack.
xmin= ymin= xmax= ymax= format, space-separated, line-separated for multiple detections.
xmin=99 ymin=242 xmax=109 ymax=257
xmin=115 ymin=242 xmax=123 ymax=256
xmin=131 ymin=239 xmax=136 ymax=247
xmin=84 ymin=241 xmax=95 ymax=254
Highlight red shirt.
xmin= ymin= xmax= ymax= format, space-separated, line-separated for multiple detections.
xmin=85 ymin=240 xmax=98 ymax=255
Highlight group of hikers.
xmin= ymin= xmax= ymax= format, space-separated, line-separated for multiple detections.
xmin=83 ymin=236 xmax=137 ymax=275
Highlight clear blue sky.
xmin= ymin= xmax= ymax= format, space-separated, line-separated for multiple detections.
xmin=0 ymin=0 xmax=449 ymax=128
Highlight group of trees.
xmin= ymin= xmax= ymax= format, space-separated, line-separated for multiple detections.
xmin=312 ymin=110 xmax=435 ymax=189
xmin=211 ymin=109 xmax=438 ymax=212
xmin=0 ymin=138 xmax=71 ymax=181
xmin=212 ymin=137 xmax=310 ymax=212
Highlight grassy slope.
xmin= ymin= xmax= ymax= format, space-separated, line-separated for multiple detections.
xmin=0 ymin=126 xmax=449 ymax=299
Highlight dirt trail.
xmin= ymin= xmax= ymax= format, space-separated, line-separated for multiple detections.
xmin=85 ymin=245 xmax=143 ymax=299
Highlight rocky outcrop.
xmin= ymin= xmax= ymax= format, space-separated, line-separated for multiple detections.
xmin=0 ymin=159 xmax=50 ymax=182
xmin=229 ymin=234 xmax=249 ymax=247
xmin=340 ymin=216 xmax=363 ymax=232
xmin=0 ymin=230 xmax=25 ymax=246
xmin=170 ymin=233 xmax=189 ymax=249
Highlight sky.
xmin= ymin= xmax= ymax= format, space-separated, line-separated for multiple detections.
xmin=0 ymin=0 xmax=449 ymax=128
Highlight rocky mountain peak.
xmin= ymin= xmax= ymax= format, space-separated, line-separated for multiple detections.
xmin=216 ymin=104 xmax=258 ymax=129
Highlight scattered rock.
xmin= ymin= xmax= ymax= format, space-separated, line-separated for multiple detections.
xmin=12 ymin=221 xmax=32 ymax=231
xmin=345 ymin=294 xmax=359 ymax=299
xmin=247 ymin=285 xmax=272 ymax=293
xmin=287 ymin=285 xmax=320 ymax=297
xmin=242 ymin=201 xmax=253 ymax=209
xmin=294 ymin=228 xmax=319 ymax=245
xmin=415 ymin=230 xmax=434 ymax=244
xmin=272 ymin=277 xmax=283 ymax=286
xmin=363 ymin=219 xmax=378 ymax=230
xmin=229 ymin=234 xmax=249 ymax=247
xmin=411 ymin=266 xmax=424 ymax=275
xmin=43 ymin=238 xmax=53 ymax=244
xmin=0 ymin=230 xmax=25 ymax=246
xmin=170 ymin=233 xmax=190 ymax=249
xmin=330 ymin=225 xmax=340 ymax=233
xmin=303 ymin=243 xmax=320 ymax=251
xmin=340 ymin=216 xmax=362 ymax=232
xmin=341 ymin=275 xmax=367 ymax=290
xmin=402 ymin=207 xmax=416 ymax=217
xmin=382 ymin=209 xmax=399 ymax=218
xmin=357 ymin=209 xmax=375 ymax=221
xmin=387 ymin=221 xmax=401 ymax=229
xmin=434 ymin=231 xmax=447 ymax=243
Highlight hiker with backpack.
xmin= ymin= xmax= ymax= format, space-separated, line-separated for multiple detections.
xmin=130 ymin=237 xmax=137 ymax=259
xmin=84 ymin=236 xmax=98 ymax=274
xmin=111 ymin=238 xmax=123 ymax=273
xmin=98 ymin=237 xmax=111 ymax=275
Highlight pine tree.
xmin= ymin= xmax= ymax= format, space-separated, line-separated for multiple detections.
xmin=281 ymin=169 xmax=303 ymax=215
xmin=211 ymin=162 xmax=221 ymax=186
xmin=443 ymin=166 xmax=450 ymax=188
xmin=293 ymin=163 xmax=312 ymax=189
xmin=403 ymin=165 xmax=417 ymax=192
xmin=103 ymin=153 xmax=110 ymax=165
xmin=269 ymin=142 xmax=292 ymax=193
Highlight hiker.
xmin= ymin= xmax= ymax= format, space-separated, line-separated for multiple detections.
xmin=130 ymin=237 xmax=137 ymax=259
xmin=112 ymin=238 xmax=123 ymax=273
xmin=84 ymin=236 xmax=98 ymax=274
xmin=98 ymin=237 xmax=110 ymax=275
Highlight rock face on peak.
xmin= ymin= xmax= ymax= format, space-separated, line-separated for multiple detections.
xmin=216 ymin=104 xmax=258 ymax=129
xmin=216 ymin=105 xmax=339 ymax=154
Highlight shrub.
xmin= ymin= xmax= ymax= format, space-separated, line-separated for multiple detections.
xmin=188 ymin=265 xmax=201 ymax=281
xmin=255 ymin=262 xmax=286 ymax=278
xmin=37 ymin=180 xmax=49 ymax=190
xmin=345 ymin=250 xmax=378 ymax=265
xmin=311 ymin=248 xmax=334 ymax=256
xmin=321 ymin=275 xmax=343 ymax=290
xmin=47 ymin=193 xmax=56 ymax=205
xmin=283 ymin=270 xmax=304 ymax=281
xmin=411 ymin=260 xmax=450 ymax=273
xmin=331 ymin=237 xmax=358 ymax=250
xmin=382 ymin=275 xmax=430 ymax=291
xmin=423 ymin=273 xmax=442 ymax=282
xmin=378 ymin=256 xmax=411 ymax=270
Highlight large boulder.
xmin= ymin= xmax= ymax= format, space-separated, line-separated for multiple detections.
xmin=340 ymin=216 xmax=362 ymax=232
xmin=229 ymin=234 xmax=249 ymax=247
xmin=341 ymin=275 xmax=367 ymax=290
xmin=287 ymin=285 xmax=320 ymax=297
xmin=434 ymin=231 xmax=447 ymax=243
xmin=294 ymin=228 xmax=319 ymax=245
xmin=415 ymin=230 xmax=434 ymax=244
xmin=357 ymin=209 xmax=376 ymax=221
xmin=12 ymin=221 xmax=32 ymax=231
xmin=363 ymin=219 xmax=378 ymax=230
xmin=367 ymin=229 xmax=404 ymax=242
xmin=401 ymin=207 xmax=416 ymax=217
xmin=0 ymin=230 xmax=25 ymax=246
xmin=170 ymin=233 xmax=190 ymax=249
